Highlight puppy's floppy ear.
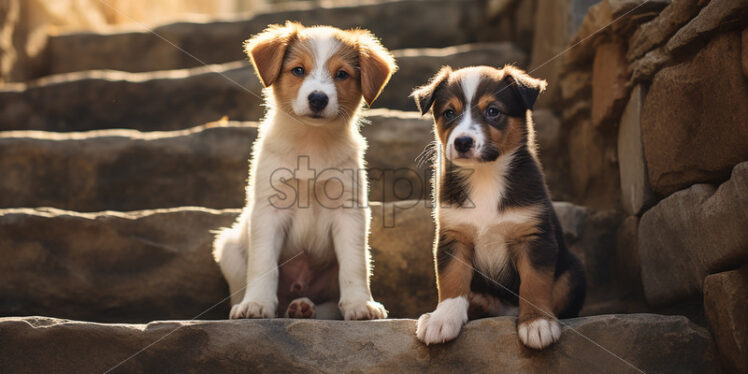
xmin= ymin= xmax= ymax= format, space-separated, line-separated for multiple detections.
xmin=357 ymin=31 xmax=397 ymax=106
xmin=244 ymin=21 xmax=301 ymax=87
xmin=411 ymin=66 xmax=452 ymax=115
xmin=503 ymin=65 xmax=547 ymax=111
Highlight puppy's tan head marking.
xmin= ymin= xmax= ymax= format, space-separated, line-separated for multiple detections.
xmin=244 ymin=23 xmax=396 ymax=122
xmin=411 ymin=65 xmax=546 ymax=166
xmin=244 ymin=21 xmax=302 ymax=87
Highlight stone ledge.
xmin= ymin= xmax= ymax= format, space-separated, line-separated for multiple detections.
xmin=0 ymin=201 xmax=620 ymax=323
xmin=0 ymin=113 xmax=432 ymax=211
xmin=0 ymin=314 xmax=720 ymax=373
xmin=44 ymin=0 xmax=485 ymax=76
xmin=0 ymin=42 xmax=524 ymax=132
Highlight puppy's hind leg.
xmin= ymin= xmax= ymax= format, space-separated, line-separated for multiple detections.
xmin=213 ymin=213 xmax=249 ymax=306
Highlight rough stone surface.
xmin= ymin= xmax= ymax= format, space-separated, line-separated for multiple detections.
xmin=0 ymin=62 xmax=262 ymax=132
xmin=44 ymin=0 xmax=484 ymax=76
xmin=627 ymin=0 xmax=703 ymax=61
xmin=533 ymin=109 xmax=572 ymax=200
xmin=0 ymin=43 xmax=523 ymax=132
xmin=641 ymin=32 xmax=748 ymax=195
xmin=743 ymin=27 xmax=748 ymax=77
xmin=0 ymin=207 xmax=237 ymax=322
xmin=638 ymin=162 xmax=748 ymax=306
xmin=369 ymin=201 xmax=436 ymax=316
xmin=567 ymin=118 xmax=621 ymax=209
xmin=0 ymin=201 xmax=607 ymax=322
xmin=617 ymin=85 xmax=656 ymax=215
xmin=0 ymin=202 xmax=434 ymax=322
xmin=0 ymin=314 xmax=720 ymax=374
xmin=565 ymin=0 xmax=668 ymax=68
xmin=0 ymin=112 xmax=432 ymax=211
xmin=615 ymin=216 xmax=643 ymax=298
xmin=380 ymin=42 xmax=527 ymax=112
xmin=704 ymin=266 xmax=748 ymax=374
xmin=591 ymin=42 xmax=629 ymax=127
xmin=530 ymin=0 xmax=599 ymax=108
xmin=666 ymin=0 xmax=748 ymax=55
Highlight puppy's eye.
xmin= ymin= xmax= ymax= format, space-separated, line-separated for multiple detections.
xmin=291 ymin=67 xmax=305 ymax=77
xmin=443 ymin=110 xmax=456 ymax=120
xmin=335 ymin=70 xmax=349 ymax=80
xmin=486 ymin=107 xmax=501 ymax=119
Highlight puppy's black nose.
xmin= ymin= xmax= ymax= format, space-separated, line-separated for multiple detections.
xmin=308 ymin=92 xmax=328 ymax=113
xmin=454 ymin=137 xmax=474 ymax=154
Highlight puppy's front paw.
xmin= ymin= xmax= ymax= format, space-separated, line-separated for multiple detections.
xmin=416 ymin=312 xmax=464 ymax=345
xmin=286 ymin=297 xmax=316 ymax=319
xmin=416 ymin=297 xmax=469 ymax=345
xmin=517 ymin=318 xmax=561 ymax=349
xmin=339 ymin=299 xmax=387 ymax=320
xmin=229 ymin=299 xmax=276 ymax=319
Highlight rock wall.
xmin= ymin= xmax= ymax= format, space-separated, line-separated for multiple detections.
xmin=553 ymin=0 xmax=748 ymax=371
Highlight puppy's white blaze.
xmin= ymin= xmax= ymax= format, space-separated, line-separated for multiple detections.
xmin=416 ymin=296 xmax=469 ymax=345
xmin=293 ymin=33 xmax=341 ymax=119
xmin=518 ymin=318 xmax=561 ymax=349
xmin=445 ymin=68 xmax=485 ymax=162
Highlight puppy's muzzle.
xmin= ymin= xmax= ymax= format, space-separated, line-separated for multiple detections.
xmin=308 ymin=91 xmax=329 ymax=113
xmin=454 ymin=136 xmax=475 ymax=156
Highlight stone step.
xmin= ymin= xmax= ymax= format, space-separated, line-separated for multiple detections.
xmin=43 ymin=0 xmax=485 ymax=76
xmin=0 ymin=43 xmax=526 ymax=132
xmin=0 ymin=315 xmax=719 ymax=373
xmin=0 ymin=202 xmax=621 ymax=323
xmin=0 ymin=111 xmax=432 ymax=211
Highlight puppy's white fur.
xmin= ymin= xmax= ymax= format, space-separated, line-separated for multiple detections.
xmin=214 ymin=25 xmax=390 ymax=320
xmin=416 ymin=296 xmax=469 ymax=345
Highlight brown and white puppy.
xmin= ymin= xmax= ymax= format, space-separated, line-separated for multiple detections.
xmin=213 ymin=22 xmax=396 ymax=320
xmin=411 ymin=65 xmax=586 ymax=349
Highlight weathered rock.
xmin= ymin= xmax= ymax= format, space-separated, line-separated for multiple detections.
xmin=629 ymin=45 xmax=671 ymax=84
xmin=0 ymin=202 xmax=434 ymax=321
xmin=615 ymin=216 xmax=644 ymax=298
xmin=363 ymin=110 xmax=433 ymax=203
xmin=565 ymin=0 xmax=668 ymax=68
xmin=641 ymin=32 xmax=748 ymax=195
xmin=560 ymin=70 xmax=592 ymax=103
xmin=617 ymin=85 xmax=656 ymax=215
xmin=0 ymin=207 xmax=237 ymax=322
xmin=0 ymin=61 xmax=263 ymax=132
xmin=380 ymin=42 xmax=528 ymax=111
xmin=591 ymin=41 xmax=629 ymax=127
xmin=533 ymin=109 xmax=572 ymax=200
xmin=704 ymin=266 xmax=748 ymax=374
xmin=743 ymin=27 xmax=748 ymax=77
xmin=530 ymin=0 xmax=599 ymax=108
xmin=0 ymin=43 xmax=524 ymax=132
xmin=0 ymin=314 xmax=721 ymax=374
xmin=44 ymin=0 xmax=484 ymax=76
xmin=0 ymin=112 xmax=432 ymax=211
xmin=369 ymin=200 xmax=436 ymax=316
xmin=638 ymin=162 xmax=748 ymax=305
xmin=0 ymin=201 xmax=609 ymax=322
xmin=666 ymin=0 xmax=748 ymax=55
xmin=627 ymin=0 xmax=703 ymax=61
xmin=567 ymin=118 xmax=621 ymax=209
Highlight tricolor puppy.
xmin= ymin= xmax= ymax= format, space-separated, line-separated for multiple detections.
xmin=411 ymin=65 xmax=586 ymax=349
xmin=213 ymin=22 xmax=396 ymax=320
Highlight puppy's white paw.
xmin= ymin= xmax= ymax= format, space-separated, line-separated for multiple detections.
xmin=339 ymin=299 xmax=387 ymax=320
xmin=229 ymin=299 xmax=276 ymax=319
xmin=286 ymin=297 xmax=316 ymax=319
xmin=415 ymin=297 xmax=468 ymax=345
xmin=517 ymin=318 xmax=561 ymax=349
